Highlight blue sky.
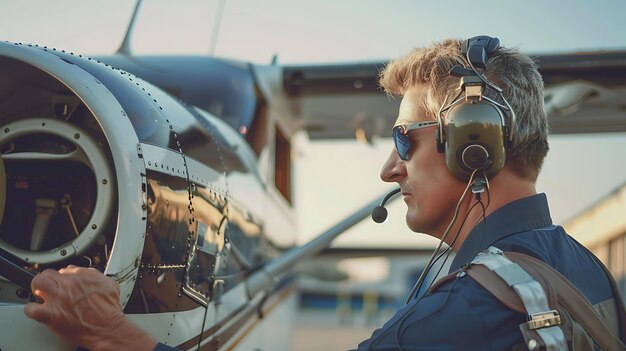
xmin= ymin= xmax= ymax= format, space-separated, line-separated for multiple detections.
xmin=2 ymin=0 xmax=626 ymax=247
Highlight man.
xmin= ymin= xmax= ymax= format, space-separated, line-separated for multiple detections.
xmin=25 ymin=37 xmax=623 ymax=350
xmin=356 ymin=37 xmax=622 ymax=350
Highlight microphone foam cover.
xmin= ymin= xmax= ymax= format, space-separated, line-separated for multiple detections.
xmin=371 ymin=206 xmax=388 ymax=223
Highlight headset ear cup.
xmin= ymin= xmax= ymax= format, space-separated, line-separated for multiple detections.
xmin=436 ymin=128 xmax=445 ymax=153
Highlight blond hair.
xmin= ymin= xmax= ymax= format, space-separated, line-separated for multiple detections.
xmin=379 ymin=38 xmax=549 ymax=180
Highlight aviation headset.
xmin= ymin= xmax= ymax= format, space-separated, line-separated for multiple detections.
xmin=435 ymin=35 xmax=516 ymax=180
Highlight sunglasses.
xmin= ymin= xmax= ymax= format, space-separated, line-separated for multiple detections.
xmin=392 ymin=121 xmax=439 ymax=160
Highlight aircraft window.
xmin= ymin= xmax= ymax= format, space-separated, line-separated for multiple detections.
xmin=275 ymin=126 xmax=292 ymax=203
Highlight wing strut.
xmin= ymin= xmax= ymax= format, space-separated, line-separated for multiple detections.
xmin=245 ymin=188 xmax=396 ymax=299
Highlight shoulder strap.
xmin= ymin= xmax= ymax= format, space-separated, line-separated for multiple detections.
xmin=506 ymin=252 xmax=626 ymax=351
xmin=467 ymin=250 xmax=625 ymax=351
xmin=465 ymin=263 xmax=526 ymax=313
xmin=470 ymin=247 xmax=569 ymax=351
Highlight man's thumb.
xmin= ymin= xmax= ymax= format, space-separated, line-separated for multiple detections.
xmin=24 ymin=301 xmax=52 ymax=325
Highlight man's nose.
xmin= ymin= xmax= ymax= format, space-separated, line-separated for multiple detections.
xmin=380 ymin=149 xmax=406 ymax=183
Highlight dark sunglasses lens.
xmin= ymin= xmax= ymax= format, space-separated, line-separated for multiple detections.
xmin=393 ymin=128 xmax=411 ymax=160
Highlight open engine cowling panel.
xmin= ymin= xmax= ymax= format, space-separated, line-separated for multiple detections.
xmin=0 ymin=44 xmax=142 ymax=306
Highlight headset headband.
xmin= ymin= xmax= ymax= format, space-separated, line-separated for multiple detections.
xmin=435 ymin=35 xmax=517 ymax=180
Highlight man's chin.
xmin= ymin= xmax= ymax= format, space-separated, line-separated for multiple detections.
xmin=405 ymin=212 xmax=423 ymax=233
xmin=405 ymin=211 xmax=439 ymax=236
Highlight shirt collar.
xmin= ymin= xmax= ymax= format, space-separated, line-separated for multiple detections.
xmin=450 ymin=193 xmax=553 ymax=272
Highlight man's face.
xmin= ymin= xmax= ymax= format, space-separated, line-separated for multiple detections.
xmin=380 ymin=84 xmax=466 ymax=236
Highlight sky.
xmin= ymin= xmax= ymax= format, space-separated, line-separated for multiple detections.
xmin=2 ymin=0 xmax=626 ymax=248
xmin=3 ymin=0 xmax=626 ymax=61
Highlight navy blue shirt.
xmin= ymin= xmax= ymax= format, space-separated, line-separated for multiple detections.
xmin=355 ymin=193 xmax=616 ymax=351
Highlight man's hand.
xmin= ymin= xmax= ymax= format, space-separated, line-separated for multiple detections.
xmin=24 ymin=265 xmax=157 ymax=351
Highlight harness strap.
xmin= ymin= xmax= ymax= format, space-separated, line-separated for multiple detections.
xmin=506 ymin=252 xmax=626 ymax=351
xmin=428 ymin=248 xmax=626 ymax=351
xmin=471 ymin=247 xmax=568 ymax=351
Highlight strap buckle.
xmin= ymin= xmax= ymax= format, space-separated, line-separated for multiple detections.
xmin=525 ymin=310 xmax=562 ymax=330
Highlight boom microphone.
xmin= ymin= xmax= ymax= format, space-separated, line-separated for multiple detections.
xmin=371 ymin=188 xmax=401 ymax=223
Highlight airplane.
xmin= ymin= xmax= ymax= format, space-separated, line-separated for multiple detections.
xmin=0 ymin=2 xmax=625 ymax=351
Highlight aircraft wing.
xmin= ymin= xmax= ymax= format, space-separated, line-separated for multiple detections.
xmin=282 ymin=50 xmax=626 ymax=140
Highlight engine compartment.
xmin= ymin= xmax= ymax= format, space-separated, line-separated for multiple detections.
xmin=0 ymin=55 xmax=118 ymax=302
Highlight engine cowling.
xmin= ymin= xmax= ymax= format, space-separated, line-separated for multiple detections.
xmin=0 ymin=42 xmax=150 ymax=304
xmin=0 ymin=42 xmax=282 ymax=350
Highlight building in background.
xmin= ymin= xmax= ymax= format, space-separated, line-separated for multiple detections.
xmin=565 ymin=181 xmax=626 ymax=297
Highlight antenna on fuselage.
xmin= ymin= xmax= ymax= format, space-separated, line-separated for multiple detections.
xmin=117 ymin=0 xmax=144 ymax=55
xmin=209 ymin=0 xmax=227 ymax=56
